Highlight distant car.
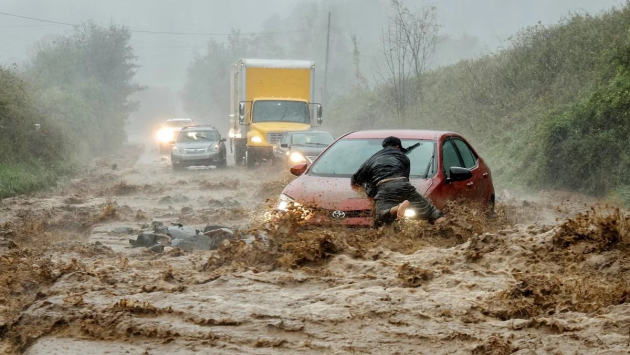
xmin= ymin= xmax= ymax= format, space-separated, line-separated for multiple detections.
xmin=277 ymin=129 xmax=495 ymax=226
xmin=273 ymin=130 xmax=335 ymax=166
xmin=157 ymin=118 xmax=194 ymax=154
xmin=171 ymin=125 xmax=227 ymax=170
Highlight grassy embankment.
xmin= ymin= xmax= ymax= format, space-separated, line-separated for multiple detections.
xmin=0 ymin=23 xmax=141 ymax=198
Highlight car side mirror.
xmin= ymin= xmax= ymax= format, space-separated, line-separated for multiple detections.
xmin=280 ymin=143 xmax=289 ymax=148
xmin=238 ymin=102 xmax=245 ymax=124
xmin=447 ymin=167 xmax=472 ymax=182
xmin=290 ymin=163 xmax=308 ymax=176
xmin=219 ymin=138 xmax=227 ymax=142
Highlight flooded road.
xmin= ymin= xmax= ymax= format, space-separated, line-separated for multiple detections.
xmin=1 ymin=141 xmax=629 ymax=354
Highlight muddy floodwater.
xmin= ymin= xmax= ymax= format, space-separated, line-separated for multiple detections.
xmin=1 ymin=142 xmax=629 ymax=355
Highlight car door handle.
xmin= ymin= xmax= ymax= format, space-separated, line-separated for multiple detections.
xmin=482 ymin=172 xmax=488 ymax=178
xmin=467 ymin=182 xmax=474 ymax=187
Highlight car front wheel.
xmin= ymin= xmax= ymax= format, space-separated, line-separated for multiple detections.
xmin=172 ymin=162 xmax=185 ymax=171
xmin=486 ymin=195 xmax=495 ymax=219
xmin=217 ymin=154 xmax=227 ymax=168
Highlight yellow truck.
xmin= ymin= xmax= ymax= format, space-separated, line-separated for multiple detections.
xmin=229 ymin=59 xmax=323 ymax=167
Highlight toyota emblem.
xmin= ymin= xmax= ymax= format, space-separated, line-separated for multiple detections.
xmin=331 ymin=210 xmax=346 ymax=220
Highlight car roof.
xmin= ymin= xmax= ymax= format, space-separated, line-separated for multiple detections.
xmin=342 ymin=129 xmax=453 ymax=140
xmin=181 ymin=125 xmax=217 ymax=130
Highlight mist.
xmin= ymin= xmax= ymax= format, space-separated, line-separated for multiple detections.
xmin=1 ymin=0 xmax=624 ymax=96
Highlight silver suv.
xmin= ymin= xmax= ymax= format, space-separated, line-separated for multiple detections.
xmin=171 ymin=126 xmax=227 ymax=170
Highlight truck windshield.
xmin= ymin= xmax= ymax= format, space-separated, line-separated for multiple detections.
xmin=253 ymin=101 xmax=309 ymax=124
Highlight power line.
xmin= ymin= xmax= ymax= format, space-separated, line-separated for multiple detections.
xmin=0 ymin=11 xmax=312 ymax=36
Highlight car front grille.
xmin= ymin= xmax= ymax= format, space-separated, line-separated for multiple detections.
xmin=185 ymin=148 xmax=206 ymax=155
xmin=267 ymin=132 xmax=283 ymax=144
xmin=308 ymin=208 xmax=371 ymax=220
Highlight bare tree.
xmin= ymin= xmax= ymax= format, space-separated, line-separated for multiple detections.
xmin=375 ymin=13 xmax=412 ymax=119
xmin=375 ymin=0 xmax=440 ymax=117
xmin=392 ymin=0 xmax=440 ymax=81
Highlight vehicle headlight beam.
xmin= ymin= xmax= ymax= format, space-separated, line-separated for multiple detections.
xmin=158 ymin=129 xmax=173 ymax=143
xmin=289 ymin=152 xmax=306 ymax=163
xmin=276 ymin=193 xmax=298 ymax=211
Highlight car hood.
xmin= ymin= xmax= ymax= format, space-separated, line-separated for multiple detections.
xmin=290 ymin=146 xmax=328 ymax=157
xmin=282 ymin=174 xmax=433 ymax=211
xmin=174 ymin=141 xmax=217 ymax=149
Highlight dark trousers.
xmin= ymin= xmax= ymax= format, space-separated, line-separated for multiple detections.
xmin=373 ymin=180 xmax=442 ymax=227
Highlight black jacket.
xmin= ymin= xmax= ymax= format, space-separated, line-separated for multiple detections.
xmin=351 ymin=147 xmax=410 ymax=198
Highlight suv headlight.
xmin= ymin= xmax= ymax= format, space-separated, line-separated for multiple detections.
xmin=277 ymin=193 xmax=299 ymax=211
xmin=251 ymin=136 xmax=262 ymax=143
xmin=172 ymin=146 xmax=180 ymax=154
xmin=212 ymin=143 xmax=220 ymax=151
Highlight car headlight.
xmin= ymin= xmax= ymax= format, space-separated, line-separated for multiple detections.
xmin=289 ymin=152 xmax=306 ymax=163
xmin=212 ymin=143 xmax=219 ymax=151
xmin=158 ymin=129 xmax=173 ymax=143
xmin=277 ymin=193 xmax=299 ymax=211
xmin=250 ymin=136 xmax=262 ymax=143
xmin=172 ymin=146 xmax=180 ymax=154
xmin=404 ymin=209 xmax=416 ymax=218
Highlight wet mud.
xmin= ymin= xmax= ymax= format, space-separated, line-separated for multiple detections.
xmin=1 ymin=145 xmax=629 ymax=354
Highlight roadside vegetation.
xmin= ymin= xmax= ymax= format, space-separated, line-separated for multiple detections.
xmin=328 ymin=2 xmax=630 ymax=202
xmin=0 ymin=23 xmax=141 ymax=198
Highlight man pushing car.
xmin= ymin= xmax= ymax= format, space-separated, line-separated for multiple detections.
xmin=351 ymin=136 xmax=446 ymax=227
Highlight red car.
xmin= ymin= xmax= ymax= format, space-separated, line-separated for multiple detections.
xmin=277 ymin=130 xmax=495 ymax=226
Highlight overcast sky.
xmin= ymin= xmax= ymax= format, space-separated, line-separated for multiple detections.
xmin=0 ymin=0 xmax=625 ymax=90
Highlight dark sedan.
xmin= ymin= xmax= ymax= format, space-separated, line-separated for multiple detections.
xmin=273 ymin=130 xmax=335 ymax=166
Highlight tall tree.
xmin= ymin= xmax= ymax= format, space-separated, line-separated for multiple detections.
xmin=27 ymin=22 xmax=142 ymax=154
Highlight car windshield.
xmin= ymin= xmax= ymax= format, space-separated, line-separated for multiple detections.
xmin=309 ymin=138 xmax=436 ymax=178
xmin=291 ymin=133 xmax=334 ymax=146
xmin=177 ymin=130 xmax=218 ymax=143
xmin=253 ymin=100 xmax=309 ymax=124
xmin=166 ymin=120 xmax=192 ymax=128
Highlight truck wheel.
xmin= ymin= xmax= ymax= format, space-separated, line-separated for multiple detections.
xmin=246 ymin=150 xmax=256 ymax=168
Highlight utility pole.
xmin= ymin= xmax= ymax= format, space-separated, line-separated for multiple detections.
xmin=323 ymin=11 xmax=331 ymax=106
